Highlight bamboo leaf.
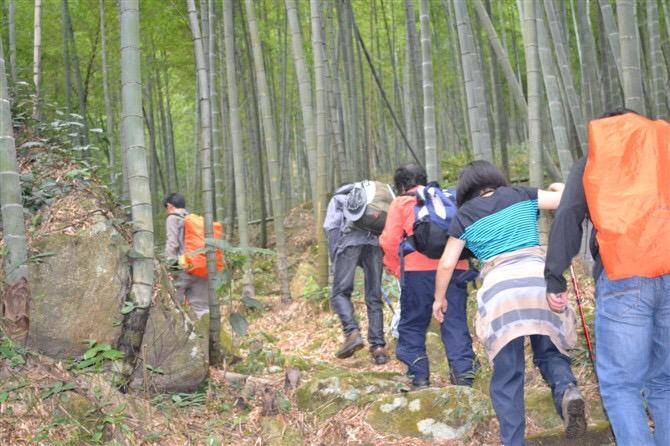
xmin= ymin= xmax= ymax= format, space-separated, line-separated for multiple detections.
xmin=230 ymin=313 xmax=248 ymax=336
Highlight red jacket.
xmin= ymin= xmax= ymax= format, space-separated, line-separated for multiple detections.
xmin=380 ymin=186 xmax=467 ymax=278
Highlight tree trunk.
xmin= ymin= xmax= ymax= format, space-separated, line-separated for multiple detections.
xmin=522 ymin=0 xmax=542 ymax=186
xmin=616 ymin=0 xmax=645 ymax=114
xmin=574 ymin=0 xmax=601 ymax=119
xmin=215 ymin=18 xmax=233 ymax=234
xmin=152 ymin=60 xmax=178 ymax=194
xmin=537 ymin=6 xmax=572 ymax=179
xmin=186 ymin=0 xmax=222 ymax=367
xmin=472 ymin=0 xmax=527 ymax=114
xmin=598 ymin=0 xmax=623 ymax=86
xmin=32 ymin=0 xmax=42 ymax=120
xmin=405 ymin=0 xmax=424 ymax=159
xmin=337 ymin=0 xmax=358 ymax=182
xmin=286 ymin=0 xmax=317 ymax=214
xmin=646 ymin=0 xmax=667 ymax=119
xmin=245 ymin=0 xmax=291 ymax=303
xmin=419 ymin=0 xmax=438 ymax=181
xmin=0 ymin=42 xmax=30 ymax=342
xmin=544 ymin=0 xmax=587 ymax=155
xmin=100 ymin=0 xmax=116 ymax=189
xmin=8 ymin=0 xmax=17 ymax=84
xmin=453 ymin=0 xmax=493 ymax=161
xmin=310 ymin=0 xmax=330 ymax=288
xmin=207 ymin=0 xmax=221 ymax=220
xmin=116 ymin=0 xmax=154 ymax=390
xmin=61 ymin=0 xmax=74 ymax=145
xmin=223 ymin=0 xmax=256 ymax=299
xmin=64 ymin=0 xmax=89 ymax=147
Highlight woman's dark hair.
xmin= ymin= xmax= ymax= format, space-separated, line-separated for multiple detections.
xmin=598 ymin=107 xmax=638 ymax=119
xmin=456 ymin=160 xmax=507 ymax=207
xmin=163 ymin=192 xmax=186 ymax=209
xmin=393 ymin=163 xmax=427 ymax=193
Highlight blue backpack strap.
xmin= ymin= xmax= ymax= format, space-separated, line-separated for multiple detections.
xmin=423 ymin=185 xmax=456 ymax=231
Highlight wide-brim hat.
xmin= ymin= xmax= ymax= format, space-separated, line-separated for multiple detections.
xmin=344 ymin=181 xmax=376 ymax=221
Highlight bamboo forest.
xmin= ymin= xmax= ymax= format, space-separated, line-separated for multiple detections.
xmin=0 ymin=0 xmax=669 ymax=444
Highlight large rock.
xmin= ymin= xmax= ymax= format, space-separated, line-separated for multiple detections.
xmin=296 ymin=367 xmax=409 ymax=419
xmin=426 ymin=331 xmax=450 ymax=377
xmin=131 ymin=269 xmax=209 ymax=393
xmin=290 ymin=261 xmax=318 ymax=299
xmin=26 ymin=219 xmax=208 ymax=393
xmin=27 ymin=224 xmax=129 ymax=357
xmin=525 ymin=388 xmax=613 ymax=445
xmin=367 ymin=386 xmax=493 ymax=441
xmin=261 ymin=417 xmax=304 ymax=446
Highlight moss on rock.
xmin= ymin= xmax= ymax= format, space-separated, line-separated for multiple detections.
xmin=260 ymin=417 xmax=304 ymax=446
xmin=296 ymin=366 xmax=408 ymax=420
xmin=367 ymin=386 xmax=492 ymax=441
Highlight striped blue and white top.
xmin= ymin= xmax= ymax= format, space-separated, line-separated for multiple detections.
xmin=448 ymin=186 xmax=540 ymax=262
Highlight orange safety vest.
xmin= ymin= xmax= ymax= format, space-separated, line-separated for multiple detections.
xmin=179 ymin=214 xmax=225 ymax=278
xmin=583 ymin=113 xmax=670 ymax=280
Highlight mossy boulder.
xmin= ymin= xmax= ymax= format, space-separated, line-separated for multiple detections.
xmin=27 ymin=225 xmax=129 ymax=358
xmin=296 ymin=367 xmax=408 ymax=419
xmin=525 ymin=388 xmax=611 ymax=440
xmin=426 ymin=332 xmax=450 ymax=377
xmin=131 ymin=270 xmax=209 ymax=393
xmin=290 ymin=261 xmax=318 ymax=299
xmin=261 ymin=416 xmax=304 ymax=446
xmin=367 ymin=386 xmax=492 ymax=441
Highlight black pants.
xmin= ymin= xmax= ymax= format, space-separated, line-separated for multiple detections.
xmin=330 ymin=244 xmax=384 ymax=347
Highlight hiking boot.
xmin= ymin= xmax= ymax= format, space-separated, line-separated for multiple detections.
xmin=562 ymin=383 xmax=587 ymax=439
xmin=335 ymin=329 xmax=364 ymax=359
xmin=370 ymin=346 xmax=389 ymax=365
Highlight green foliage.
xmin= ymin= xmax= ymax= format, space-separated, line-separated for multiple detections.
xmin=40 ymin=381 xmax=77 ymax=400
xmin=0 ymin=335 xmax=27 ymax=368
xmin=233 ymin=338 xmax=286 ymax=375
xmin=67 ymin=340 xmax=124 ymax=373
xmin=152 ymin=390 xmax=207 ymax=409
xmin=300 ymin=275 xmax=330 ymax=309
xmin=120 ymin=300 xmax=139 ymax=314
xmin=0 ymin=382 xmax=28 ymax=404
xmin=229 ymin=312 xmax=249 ymax=337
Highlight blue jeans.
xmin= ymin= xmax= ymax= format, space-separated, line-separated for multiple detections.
xmin=330 ymin=244 xmax=385 ymax=347
xmin=491 ymin=335 xmax=577 ymax=446
xmin=396 ymin=269 xmax=478 ymax=385
xmin=595 ymin=273 xmax=670 ymax=446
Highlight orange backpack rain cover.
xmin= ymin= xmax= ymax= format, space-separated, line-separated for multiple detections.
xmin=182 ymin=214 xmax=225 ymax=278
xmin=584 ymin=113 xmax=670 ymax=280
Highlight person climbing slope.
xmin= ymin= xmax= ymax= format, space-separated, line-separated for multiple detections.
xmin=433 ymin=161 xmax=586 ymax=445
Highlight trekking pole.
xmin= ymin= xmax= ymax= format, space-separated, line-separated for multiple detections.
xmin=380 ymin=285 xmax=395 ymax=315
xmin=570 ymin=264 xmax=596 ymax=366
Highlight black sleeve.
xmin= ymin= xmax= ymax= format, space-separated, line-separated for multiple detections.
xmin=514 ymin=186 xmax=538 ymax=200
xmin=544 ymin=157 xmax=588 ymax=293
xmin=447 ymin=210 xmax=467 ymax=239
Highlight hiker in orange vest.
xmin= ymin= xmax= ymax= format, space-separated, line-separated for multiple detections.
xmin=545 ymin=108 xmax=670 ymax=446
xmin=163 ymin=192 xmax=209 ymax=318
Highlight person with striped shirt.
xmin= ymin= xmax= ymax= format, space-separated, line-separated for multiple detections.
xmin=432 ymin=160 xmax=586 ymax=446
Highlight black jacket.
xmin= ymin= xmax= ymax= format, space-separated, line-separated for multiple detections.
xmin=544 ymin=157 xmax=603 ymax=293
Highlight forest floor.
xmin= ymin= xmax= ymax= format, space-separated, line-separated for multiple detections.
xmin=0 ymin=134 xmax=614 ymax=446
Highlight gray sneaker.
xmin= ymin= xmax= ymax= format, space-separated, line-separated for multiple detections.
xmin=562 ymin=383 xmax=587 ymax=439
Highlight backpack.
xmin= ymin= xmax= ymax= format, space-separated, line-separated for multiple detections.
xmin=343 ymin=180 xmax=395 ymax=234
xmin=174 ymin=214 xmax=225 ymax=278
xmin=400 ymin=182 xmax=458 ymax=259
xmin=584 ymin=113 xmax=670 ymax=279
